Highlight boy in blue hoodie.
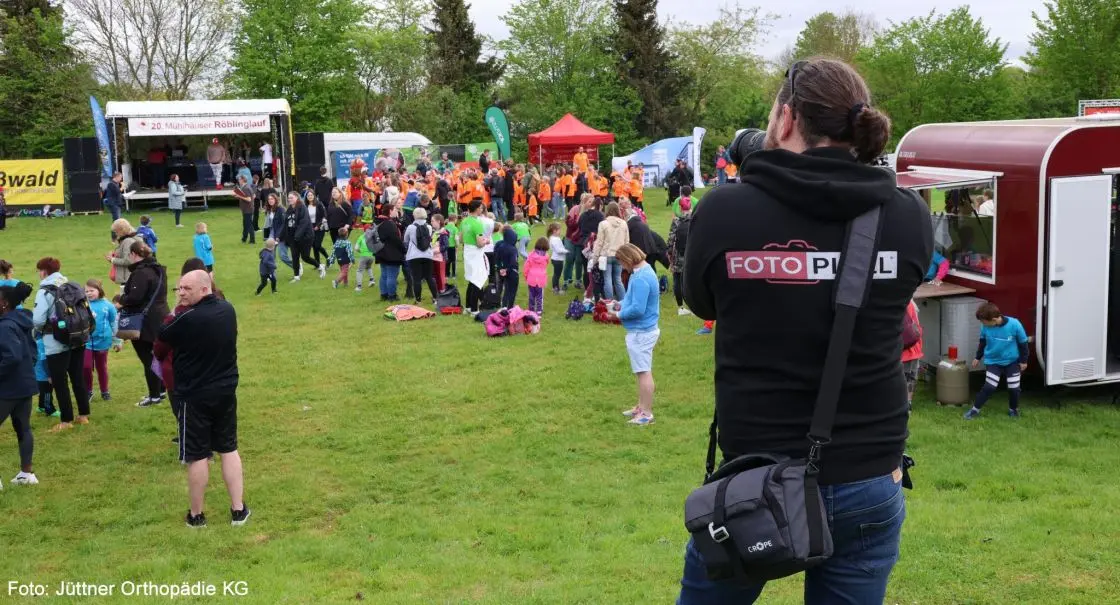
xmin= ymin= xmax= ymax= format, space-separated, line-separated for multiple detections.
xmin=494 ymin=226 xmax=520 ymax=309
xmin=137 ymin=215 xmax=159 ymax=257
xmin=964 ymin=302 xmax=1029 ymax=419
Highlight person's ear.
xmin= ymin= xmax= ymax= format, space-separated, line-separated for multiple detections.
xmin=778 ymin=104 xmax=796 ymax=143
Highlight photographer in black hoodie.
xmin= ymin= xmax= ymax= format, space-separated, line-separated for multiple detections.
xmin=678 ymin=58 xmax=932 ymax=604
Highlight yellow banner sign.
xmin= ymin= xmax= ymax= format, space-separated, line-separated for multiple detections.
xmin=0 ymin=158 xmax=65 ymax=207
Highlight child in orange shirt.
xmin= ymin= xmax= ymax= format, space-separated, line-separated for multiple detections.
xmin=533 ymin=179 xmax=550 ymax=225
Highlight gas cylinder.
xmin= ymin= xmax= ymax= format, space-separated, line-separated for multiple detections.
xmin=936 ymin=345 xmax=971 ymax=406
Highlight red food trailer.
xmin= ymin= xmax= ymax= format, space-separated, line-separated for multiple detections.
xmin=895 ymin=115 xmax=1120 ymax=386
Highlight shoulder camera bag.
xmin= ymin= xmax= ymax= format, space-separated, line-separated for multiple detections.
xmin=683 ymin=205 xmax=883 ymax=583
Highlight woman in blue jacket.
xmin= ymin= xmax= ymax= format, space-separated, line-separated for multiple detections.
xmin=611 ymin=243 xmax=661 ymax=426
xmin=0 ymin=281 xmax=39 ymax=485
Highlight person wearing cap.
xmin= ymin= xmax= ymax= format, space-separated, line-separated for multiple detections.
xmin=0 ymin=281 xmax=39 ymax=486
xmin=206 ymin=138 xmax=225 ymax=190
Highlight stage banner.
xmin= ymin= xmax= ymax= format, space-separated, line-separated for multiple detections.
xmin=484 ymin=106 xmax=512 ymax=160
xmin=0 ymin=159 xmax=65 ymax=207
xmin=90 ymin=96 xmax=113 ymax=179
xmin=464 ymin=142 xmax=498 ymax=162
xmin=691 ymin=126 xmax=706 ymax=189
xmin=128 ymin=115 xmax=271 ymax=137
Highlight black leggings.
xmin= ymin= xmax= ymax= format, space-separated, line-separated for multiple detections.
xmin=38 ymin=381 xmax=53 ymax=413
xmin=47 ymin=346 xmax=88 ymax=422
xmin=446 ymin=250 xmax=457 ymax=277
xmin=552 ymin=260 xmax=563 ymax=290
xmin=291 ymin=241 xmax=319 ymax=277
xmin=673 ymin=271 xmax=685 ymax=307
xmin=132 ymin=340 xmax=165 ymax=399
xmin=0 ymin=396 xmax=33 ymax=468
xmin=173 ymin=209 xmax=182 ymax=226
xmin=410 ymin=258 xmax=439 ymax=302
xmin=256 ymin=273 xmax=277 ymax=294
xmin=467 ymin=283 xmax=482 ymax=312
xmin=312 ymin=230 xmax=330 ymax=266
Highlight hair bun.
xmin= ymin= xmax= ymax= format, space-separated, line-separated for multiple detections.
xmin=853 ymin=106 xmax=891 ymax=164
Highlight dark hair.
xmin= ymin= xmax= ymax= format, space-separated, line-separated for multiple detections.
xmin=976 ymin=302 xmax=1002 ymax=322
xmin=778 ymin=58 xmax=890 ymax=163
xmin=320 ymin=166 xmax=328 ymax=175
xmin=468 ymin=200 xmax=483 ymax=214
xmin=181 ymin=258 xmax=207 ymax=276
xmin=0 ymin=282 xmax=32 ymax=310
xmin=534 ymin=237 xmax=549 ymax=252
xmin=0 ymin=259 xmax=11 ymax=276
xmin=36 ymin=257 xmax=60 ymax=275
xmin=129 ymin=240 xmax=153 ymax=259
xmin=681 ymin=186 xmax=692 ymax=197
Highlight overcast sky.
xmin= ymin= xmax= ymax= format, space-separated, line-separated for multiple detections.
xmin=467 ymin=0 xmax=1048 ymax=65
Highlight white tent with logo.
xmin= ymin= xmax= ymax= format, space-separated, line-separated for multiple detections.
xmin=103 ymin=99 xmax=293 ymax=207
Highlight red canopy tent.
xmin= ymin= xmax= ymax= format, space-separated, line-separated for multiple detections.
xmin=528 ymin=114 xmax=615 ymax=169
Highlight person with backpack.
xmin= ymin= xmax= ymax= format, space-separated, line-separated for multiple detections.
xmin=119 ymin=241 xmax=170 ymax=408
xmin=667 ymin=196 xmax=693 ymax=315
xmin=32 ymin=257 xmax=93 ymax=432
xmin=403 ymin=207 xmax=439 ymax=305
xmin=0 ymin=281 xmax=39 ymax=485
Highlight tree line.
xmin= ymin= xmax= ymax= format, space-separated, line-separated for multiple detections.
xmin=0 ymin=0 xmax=1117 ymax=169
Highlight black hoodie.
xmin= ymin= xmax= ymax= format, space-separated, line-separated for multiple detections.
xmin=684 ymin=147 xmax=932 ymax=485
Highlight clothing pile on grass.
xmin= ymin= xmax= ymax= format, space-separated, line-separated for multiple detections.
xmin=483 ymin=306 xmax=540 ymax=337
xmin=564 ymin=297 xmax=621 ymax=325
xmin=383 ymin=304 xmax=435 ymax=321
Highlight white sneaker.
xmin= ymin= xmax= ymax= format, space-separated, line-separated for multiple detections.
xmin=318 ymin=266 xmax=327 ymax=278
xmin=332 ymin=280 xmax=339 ymax=289
xmin=11 ymin=472 xmax=38 ymax=485
xmin=678 ymin=307 xmax=692 ymax=316
xmin=355 ymin=286 xmax=362 ymax=293
xmin=290 ymin=276 xmax=301 ymax=283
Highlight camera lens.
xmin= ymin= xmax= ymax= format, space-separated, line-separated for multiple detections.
xmin=729 ymin=128 xmax=766 ymax=166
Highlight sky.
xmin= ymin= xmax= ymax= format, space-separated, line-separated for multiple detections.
xmin=467 ymin=0 xmax=1049 ymax=65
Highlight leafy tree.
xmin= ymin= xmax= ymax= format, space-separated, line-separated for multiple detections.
xmin=856 ymin=7 xmax=1015 ymax=148
xmin=348 ymin=0 xmax=432 ymax=130
xmin=1023 ymin=0 xmax=1120 ymax=116
xmin=791 ymin=10 xmax=877 ymax=63
xmin=497 ymin=0 xmax=642 ymax=165
xmin=426 ymin=0 xmax=502 ymax=92
xmin=615 ymin=0 xmax=691 ymax=140
xmin=669 ymin=3 xmax=773 ymax=168
xmin=230 ymin=0 xmax=363 ymax=131
xmin=0 ymin=6 xmax=95 ymax=158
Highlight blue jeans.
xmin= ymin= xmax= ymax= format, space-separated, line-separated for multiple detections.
xmin=604 ymin=257 xmax=624 ymax=301
xmin=717 ymin=169 xmax=727 ymax=185
xmin=677 ymin=472 xmax=905 ymax=605
xmin=562 ymin=239 xmax=581 ymax=284
xmin=379 ymin=264 xmax=401 ymax=297
xmin=492 ymin=197 xmax=507 ymax=222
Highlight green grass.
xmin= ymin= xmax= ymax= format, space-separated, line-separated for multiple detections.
xmin=1 ymin=191 xmax=1118 ymax=604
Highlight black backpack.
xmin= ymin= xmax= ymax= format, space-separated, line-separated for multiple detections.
xmin=43 ymin=281 xmax=94 ymax=348
xmin=364 ymin=225 xmax=384 ymax=255
xmin=414 ymin=223 xmax=432 ymax=252
xmin=674 ymin=215 xmax=691 ymax=256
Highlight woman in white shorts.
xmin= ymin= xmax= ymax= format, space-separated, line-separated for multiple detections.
xmin=611 ymin=244 xmax=661 ymax=425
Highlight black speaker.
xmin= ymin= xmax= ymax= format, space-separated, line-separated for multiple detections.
xmin=296 ymin=164 xmax=320 ymax=184
xmin=80 ymin=137 xmax=99 ymax=172
xmin=68 ymin=172 xmax=102 ymax=212
xmin=64 ymin=138 xmax=83 ymax=172
xmin=293 ymin=132 xmax=325 ymax=168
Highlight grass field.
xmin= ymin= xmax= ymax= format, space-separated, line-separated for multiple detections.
xmin=1 ymin=190 xmax=1118 ymax=604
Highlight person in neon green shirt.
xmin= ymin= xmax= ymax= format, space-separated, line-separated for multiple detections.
xmin=354 ymin=227 xmax=375 ymax=292
xmin=673 ymin=186 xmax=695 ymax=218
xmin=444 ymin=216 xmax=460 ymax=279
xmin=510 ymin=212 xmax=531 ymax=258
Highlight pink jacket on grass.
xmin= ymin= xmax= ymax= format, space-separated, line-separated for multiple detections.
xmin=524 ymin=251 xmax=549 ymax=288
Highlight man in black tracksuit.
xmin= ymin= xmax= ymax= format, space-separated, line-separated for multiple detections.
xmin=160 ymin=270 xmax=249 ymax=528
xmin=678 ymin=58 xmax=933 ymax=604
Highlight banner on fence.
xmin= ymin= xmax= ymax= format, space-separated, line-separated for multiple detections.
xmin=0 ymin=158 xmax=65 ymax=207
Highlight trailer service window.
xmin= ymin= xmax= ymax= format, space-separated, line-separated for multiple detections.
xmin=918 ymin=182 xmax=995 ymax=280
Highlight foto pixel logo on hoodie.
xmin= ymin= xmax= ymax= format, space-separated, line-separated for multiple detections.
xmin=725 ymin=240 xmax=897 ymax=284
